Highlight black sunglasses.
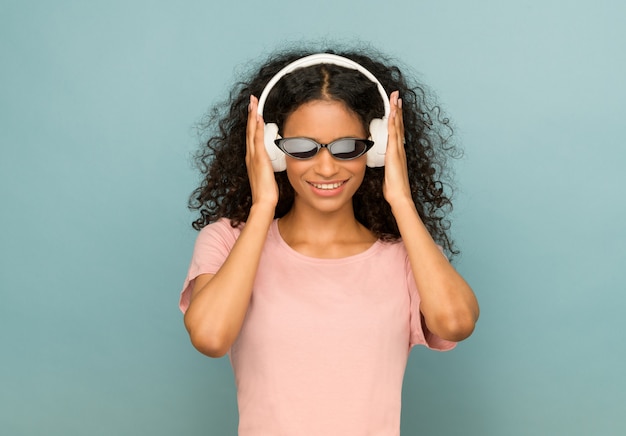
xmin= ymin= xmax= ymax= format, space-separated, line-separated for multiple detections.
xmin=274 ymin=137 xmax=374 ymax=161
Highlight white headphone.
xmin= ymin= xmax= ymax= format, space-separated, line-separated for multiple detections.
xmin=257 ymin=53 xmax=390 ymax=171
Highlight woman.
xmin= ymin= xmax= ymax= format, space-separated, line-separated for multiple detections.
xmin=180 ymin=46 xmax=479 ymax=435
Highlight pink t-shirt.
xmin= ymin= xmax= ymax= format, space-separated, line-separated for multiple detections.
xmin=180 ymin=218 xmax=455 ymax=435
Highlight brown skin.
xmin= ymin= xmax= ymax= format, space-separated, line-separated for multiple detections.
xmin=184 ymin=93 xmax=479 ymax=357
xmin=383 ymin=92 xmax=478 ymax=341
xmin=277 ymin=99 xmax=377 ymax=258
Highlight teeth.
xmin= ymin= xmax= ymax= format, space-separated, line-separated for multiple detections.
xmin=311 ymin=182 xmax=344 ymax=190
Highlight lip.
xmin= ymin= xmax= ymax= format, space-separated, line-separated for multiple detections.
xmin=306 ymin=179 xmax=349 ymax=197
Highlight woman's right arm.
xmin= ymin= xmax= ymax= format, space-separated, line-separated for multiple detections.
xmin=183 ymin=96 xmax=277 ymax=357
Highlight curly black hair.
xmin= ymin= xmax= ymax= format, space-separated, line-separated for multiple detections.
xmin=189 ymin=44 xmax=461 ymax=257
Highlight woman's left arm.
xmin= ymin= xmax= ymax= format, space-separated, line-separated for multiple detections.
xmin=383 ymin=91 xmax=479 ymax=342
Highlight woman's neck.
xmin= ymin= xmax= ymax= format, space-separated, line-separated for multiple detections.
xmin=277 ymin=202 xmax=377 ymax=258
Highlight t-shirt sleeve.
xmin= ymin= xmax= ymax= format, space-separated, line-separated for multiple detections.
xmin=178 ymin=218 xmax=240 ymax=314
xmin=406 ymin=252 xmax=457 ymax=352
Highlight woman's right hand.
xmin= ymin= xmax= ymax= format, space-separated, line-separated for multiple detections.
xmin=184 ymin=96 xmax=279 ymax=358
xmin=246 ymin=95 xmax=279 ymax=210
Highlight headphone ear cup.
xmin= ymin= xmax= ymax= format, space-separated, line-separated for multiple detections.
xmin=367 ymin=118 xmax=388 ymax=167
xmin=263 ymin=123 xmax=286 ymax=172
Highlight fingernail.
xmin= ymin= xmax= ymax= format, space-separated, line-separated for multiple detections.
xmin=398 ymin=98 xmax=402 ymax=109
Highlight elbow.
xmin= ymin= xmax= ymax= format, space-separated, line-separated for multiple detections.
xmin=442 ymin=316 xmax=477 ymax=342
xmin=184 ymin=313 xmax=231 ymax=358
xmin=429 ymin=309 xmax=479 ymax=342
xmin=188 ymin=330 xmax=230 ymax=358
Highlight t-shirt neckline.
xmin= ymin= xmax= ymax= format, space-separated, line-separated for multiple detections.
xmin=269 ymin=219 xmax=384 ymax=264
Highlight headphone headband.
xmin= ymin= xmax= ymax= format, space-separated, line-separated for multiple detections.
xmin=257 ymin=53 xmax=390 ymax=119
xmin=257 ymin=53 xmax=389 ymax=170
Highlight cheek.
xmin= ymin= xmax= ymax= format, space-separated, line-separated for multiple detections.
xmin=283 ymin=157 xmax=367 ymax=187
xmin=284 ymin=160 xmax=307 ymax=187
xmin=348 ymin=159 xmax=368 ymax=180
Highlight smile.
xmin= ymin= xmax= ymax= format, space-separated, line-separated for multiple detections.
xmin=309 ymin=181 xmax=346 ymax=190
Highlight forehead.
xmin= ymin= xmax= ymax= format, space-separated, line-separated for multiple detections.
xmin=282 ymin=100 xmax=367 ymax=141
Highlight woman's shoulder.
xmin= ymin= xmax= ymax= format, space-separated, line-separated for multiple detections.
xmin=196 ymin=217 xmax=245 ymax=244
xmin=202 ymin=217 xmax=245 ymax=230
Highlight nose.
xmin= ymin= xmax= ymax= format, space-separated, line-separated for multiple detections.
xmin=313 ymin=148 xmax=339 ymax=177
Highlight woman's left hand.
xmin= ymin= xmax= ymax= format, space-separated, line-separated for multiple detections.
xmin=382 ymin=91 xmax=413 ymax=210
xmin=382 ymin=93 xmax=478 ymax=342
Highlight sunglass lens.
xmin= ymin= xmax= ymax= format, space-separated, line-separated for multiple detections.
xmin=281 ymin=138 xmax=319 ymax=159
xmin=330 ymin=139 xmax=368 ymax=160
xmin=277 ymin=138 xmax=372 ymax=160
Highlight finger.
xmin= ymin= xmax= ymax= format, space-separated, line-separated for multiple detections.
xmin=388 ymin=91 xmax=403 ymax=152
xmin=390 ymin=91 xmax=405 ymax=146
xmin=254 ymin=111 xmax=265 ymax=158
xmin=246 ymin=95 xmax=258 ymax=158
xmin=396 ymin=95 xmax=405 ymax=145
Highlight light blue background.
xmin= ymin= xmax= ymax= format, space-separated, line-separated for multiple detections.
xmin=1 ymin=1 xmax=624 ymax=435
